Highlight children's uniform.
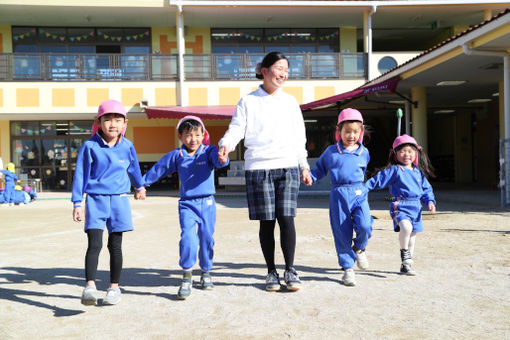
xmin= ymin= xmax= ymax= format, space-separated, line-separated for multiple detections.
xmin=310 ymin=142 xmax=372 ymax=269
xmin=71 ymin=134 xmax=143 ymax=233
xmin=143 ymin=144 xmax=229 ymax=272
xmin=365 ymin=165 xmax=435 ymax=232
xmin=0 ymin=170 xmax=18 ymax=204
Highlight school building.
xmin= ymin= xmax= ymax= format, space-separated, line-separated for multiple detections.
xmin=0 ymin=1 xmax=509 ymax=201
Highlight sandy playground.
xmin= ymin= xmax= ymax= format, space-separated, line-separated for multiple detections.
xmin=0 ymin=186 xmax=509 ymax=339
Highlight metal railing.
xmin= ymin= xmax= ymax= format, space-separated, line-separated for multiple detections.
xmin=0 ymin=52 xmax=366 ymax=81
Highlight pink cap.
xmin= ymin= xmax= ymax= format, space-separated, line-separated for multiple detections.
xmin=392 ymin=134 xmax=421 ymax=165
xmin=23 ymin=186 xmax=31 ymax=192
xmin=336 ymin=108 xmax=364 ymax=142
xmin=176 ymin=115 xmax=210 ymax=145
xmin=392 ymin=134 xmax=420 ymax=150
xmin=91 ymin=99 xmax=127 ymax=136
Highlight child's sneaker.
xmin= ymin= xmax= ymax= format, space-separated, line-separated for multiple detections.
xmin=80 ymin=286 xmax=98 ymax=306
xmin=400 ymin=249 xmax=413 ymax=265
xmin=342 ymin=269 xmax=356 ymax=286
xmin=354 ymin=248 xmax=369 ymax=270
xmin=400 ymin=263 xmax=416 ymax=276
xmin=265 ymin=270 xmax=281 ymax=292
xmin=178 ymin=278 xmax=192 ymax=299
xmin=103 ymin=287 xmax=121 ymax=305
xmin=200 ymin=272 xmax=214 ymax=290
xmin=283 ymin=267 xmax=301 ymax=291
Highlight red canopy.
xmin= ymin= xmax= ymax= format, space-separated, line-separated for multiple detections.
xmin=145 ymin=105 xmax=236 ymax=120
xmin=300 ymin=77 xmax=400 ymax=111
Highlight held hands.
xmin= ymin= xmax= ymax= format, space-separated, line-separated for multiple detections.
xmin=301 ymin=168 xmax=313 ymax=186
xmin=135 ymin=186 xmax=146 ymax=200
xmin=218 ymin=146 xmax=229 ymax=164
xmin=73 ymin=206 xmax=83 ymax=222
xmin=428 ymin=201 xmax=436 ymax=214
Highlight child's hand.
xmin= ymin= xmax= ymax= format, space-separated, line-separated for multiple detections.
xmin=73 ymin=206 xmax=83 ymax=222
xmin=428 ymin=201 xmax=436 ymax=214
xmin=135 ymin=187 xmax=146 ymax=200
xmin=301 ymin=169 xmax=313 ymax=186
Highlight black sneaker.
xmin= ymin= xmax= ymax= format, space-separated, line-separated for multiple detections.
xmin=200 ymin=272 xmax=214 ymax=290
xmin=400 ymin=249 xmax=413 ymax=265
xmin=265 ymin=270 xmax=281 ymax=292
xmin=400 ymin=263 xmax=416 ymax=276
xmin=283 ymin=267 xmax=301 ymax=291
xmin=178 ymin=277 xmax=192 ymax=299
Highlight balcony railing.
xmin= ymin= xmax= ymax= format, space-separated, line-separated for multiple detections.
xmin=0 ymin=53 xmax=366 ymax=81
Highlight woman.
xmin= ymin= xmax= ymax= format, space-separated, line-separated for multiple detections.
xmin=219 ymin=51 xmax=312 ymax=292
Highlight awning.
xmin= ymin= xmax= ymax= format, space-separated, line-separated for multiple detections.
xmin=145 ymin=105 xmax=236 ymax=120
xmin=300 ymin=77 xmax=400 ymax=111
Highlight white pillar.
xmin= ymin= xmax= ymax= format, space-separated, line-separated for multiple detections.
xmin=176 ymin=5 xmax=187 ymax=106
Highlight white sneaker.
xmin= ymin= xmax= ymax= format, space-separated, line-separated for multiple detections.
xmin=342 ymin=269 xmax=356 ymax=286
xmin=81 ymin=286 xmax=98 ymax=306
xmin=355 ymin=249 xmax=369 ymax=270
xmin=103 ymin=287 xmax=121 ymax=305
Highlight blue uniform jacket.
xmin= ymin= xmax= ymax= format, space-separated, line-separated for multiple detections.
xmin=71 ymin=134 xmax=144 ymax=203
xmin=143 ymin=144 xmax=229 ymax=199
xmin=365 ymin=165 xmax=435 ymax=205
xmin=1 ymin=170 xmax=18 ymax=188
xmin=310 ymin=142 xmax=370 ymax=185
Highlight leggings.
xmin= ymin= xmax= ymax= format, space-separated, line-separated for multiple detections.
xmin=259 ymin=216 xmax=296 ymax=273
xmin=85 ymin=229 xmax=123 ymax=284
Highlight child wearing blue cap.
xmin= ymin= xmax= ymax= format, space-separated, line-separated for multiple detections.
xmin=72 ymin=99 xmax=146 ymax=306
xmin=143 ymin=115 xmax=229 ymax=300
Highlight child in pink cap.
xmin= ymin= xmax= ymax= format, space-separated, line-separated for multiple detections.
xmin=72 ymin=99 xmax=146 ymax=306
xmin=143 ymin=115 xmax=229 ymax=299
xmin=304 ymin=108 xmax=373 ymax=286
xmin=365 ymin=134 xmax=436 ymax=275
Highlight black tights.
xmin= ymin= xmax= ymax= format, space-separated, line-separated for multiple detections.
xmin=259 ymin=216 xmax=296 ymax=273
xmin=85 ymin=229 xmax=123 ymax=284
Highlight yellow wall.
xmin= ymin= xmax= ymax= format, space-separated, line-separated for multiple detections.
xmin=0 ymin=120 xmax=10 ymax=163
xmin=0 ymin=25 xmax=12 ymax=53
xmin=340 ymin=27 xmax=356 ymax=53
xmin=153 ymin=26 xmax=210 ymax=54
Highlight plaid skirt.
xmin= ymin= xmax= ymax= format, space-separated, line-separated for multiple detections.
xmin=244 ymin=167 xmax=299 ymax=220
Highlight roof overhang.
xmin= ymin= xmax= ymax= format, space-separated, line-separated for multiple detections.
xmin=145 ymin=105 xmax=236 ymax=120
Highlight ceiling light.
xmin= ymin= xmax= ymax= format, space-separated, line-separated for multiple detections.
xmin=434 ymin=109 xmax=455 ymax=114
xmin=467 ymin=98 xmax=491 ymax=103
xmin=493 ymin=92 xmax=499 ymax=97
xmin=304 ymin=119 xmax=317 ymax=123
xmin=436 ymin=80 xmax=467 ymax=86
xmin=389 ymin=100 xmax=406 ymax=104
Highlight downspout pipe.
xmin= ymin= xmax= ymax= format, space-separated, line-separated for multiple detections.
xmin=176 ymin=4 xmax=185 ymax=106
xmin=463 ymin=44 xmax=510 ymax=206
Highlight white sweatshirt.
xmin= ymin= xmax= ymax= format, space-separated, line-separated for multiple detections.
xmin=219 ymin=86 xmax=309 ymax=171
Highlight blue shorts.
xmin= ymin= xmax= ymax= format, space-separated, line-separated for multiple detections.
xmin=85 ymin=194 xmax=133 ymax=233
xmin=390 ymin=198 xmax=424 ymax=233
xmin=245 ymin=167 xmax=299 ymax=220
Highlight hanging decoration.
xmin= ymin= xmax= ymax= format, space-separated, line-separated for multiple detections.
xmin=213 ymin=30 xmax=338 ymax=42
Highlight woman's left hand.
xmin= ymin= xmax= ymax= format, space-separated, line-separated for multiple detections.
xmin=301 ymin=168 xmax=312 ymax=186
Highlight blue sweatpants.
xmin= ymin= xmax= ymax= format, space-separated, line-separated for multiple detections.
xmin=3 ymin=183 xmax=15 ymax=204
xmin=329 ymin=183 xmax=373 ymax=269
xmin=178 ymin=196 xmax=216 ymax=272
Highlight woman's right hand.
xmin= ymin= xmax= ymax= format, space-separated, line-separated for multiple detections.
xmin=218 ymin=146 xmax=229 ymax=163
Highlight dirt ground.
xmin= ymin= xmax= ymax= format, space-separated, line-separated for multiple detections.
xmin=0 ymin=187 xmax=509 ymax=339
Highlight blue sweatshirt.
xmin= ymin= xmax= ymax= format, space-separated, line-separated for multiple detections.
xmin=365 ymin=165 xmax=435 ymax=205
xmin=71 ymin=134 xmax=144 ymax=203
xmin=143 ymin=144 xmax=229 ymax=199
xmin=310 ymin=142 xmax=370 ymax=186
xmin=1 ymin=170 xmax=17 ymax=188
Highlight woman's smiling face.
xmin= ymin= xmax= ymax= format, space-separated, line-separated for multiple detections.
xmin=262 ymin=58 xmax=289 ymax=94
